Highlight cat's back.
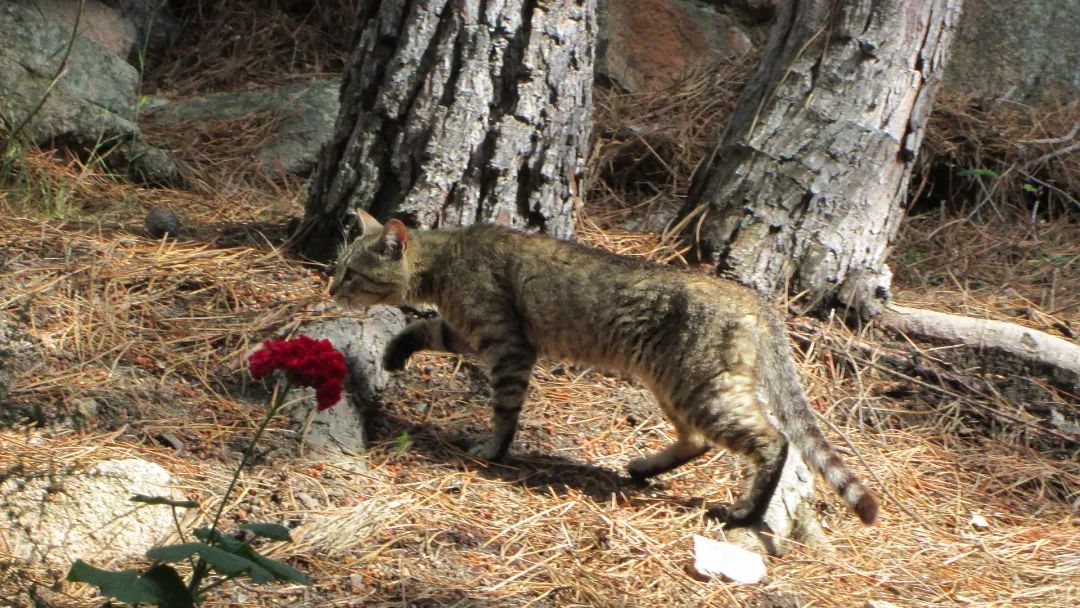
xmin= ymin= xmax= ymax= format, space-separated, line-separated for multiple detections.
xmin=449 ymin=224 xmax=759 ymax=313
xmin=442 ymin=225 xmax=762 ymax=370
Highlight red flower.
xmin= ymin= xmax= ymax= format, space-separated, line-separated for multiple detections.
xmin=249 ymin=335 xmax=347 ymax=410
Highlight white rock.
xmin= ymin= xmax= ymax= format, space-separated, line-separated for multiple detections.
xmin=0 ymin=458 xmax=178 ymax=566
xmin=288 ymin=311 xmax=407 ymax=459
xmin=691 ymin=534 xmax=766 ymax=584
xmin=970 ymin=512 xmax=990 ymax=529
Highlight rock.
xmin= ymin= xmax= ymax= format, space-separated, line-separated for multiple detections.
xmin=970 ymin=512 xmax=990 ymax=529
xmin=70 ymin=397 xmax=100 ymax=420
xmin=35 ymin=0 xmax=137 ymax=58
xmin=690 ymin=534 xmax=767 ymax=584
xmin=866 ymin=601 xmax=902 ymax=608
xmin=27 ymin=0 xmax=177 ymax=60
xmin=0 ymin=1 xmax=178 ymax=184
xmin=145 ymin=79 xmax=342 ymax=176
xmin=0 ymin=458 xmax=179 ymax=566
xmin=596 ymin=0 xmax=765 ymax=92
xmin=945 ymin=0 xmax=1080 ymax=101
xmin=286 ymin=307 xmax=407 ymax=457
xmin=100 ymin=0 xmax=179 ymax=57
xmin=0 ymin=313 xmax=41 ymax=418
xmin=0 ymin=1 xmax=139 ymax=142
xmin=289 ymin=384 xmax=371 ymax=458
xmin=144 ymin=206 xmax=182 ymax=238
xmin=594 ymin=0 xmax=1079 ymax=102
xmin=125 ymin=137 xmax=181 ymax=185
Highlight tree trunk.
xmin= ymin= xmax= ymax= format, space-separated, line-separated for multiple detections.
xmin=677 ymin=0 xmax=963 ymax=319
xmin=294 ymin=0 xmax=596 ymax=261
xmin=673 ymin=0 xmax=963 ymax=551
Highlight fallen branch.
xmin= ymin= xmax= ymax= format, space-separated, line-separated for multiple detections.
xmin=792 ymin=320 xmax=1079 ymax=445
xmin=880 ymin=304 xmax=1080 ymax=394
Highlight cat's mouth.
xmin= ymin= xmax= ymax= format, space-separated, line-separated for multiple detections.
xmin=333 ymin=289 xmax=393 ymax=309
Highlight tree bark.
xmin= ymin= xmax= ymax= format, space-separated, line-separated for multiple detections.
xmin=677 ymin=0 xmax=963 ymax=319
xmin=671 ymin=0 xmax=963 ymax=550
xmin=295 ymin=0 xmax=596 ymax=261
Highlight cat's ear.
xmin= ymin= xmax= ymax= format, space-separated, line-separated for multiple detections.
xmin=383 ymin=219 xmax=409 ymax=260
xmin=344 ymin=208 xmax=383 ymax=241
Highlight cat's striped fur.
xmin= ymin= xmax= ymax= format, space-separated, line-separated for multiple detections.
xmin=330 ymin=211 xmax=878 ymax=525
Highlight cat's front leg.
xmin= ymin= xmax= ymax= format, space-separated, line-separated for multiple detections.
xmin=383 ymin=317 xmax=474 ymax=371
xmin=470 ymin=340 xmax=536 ymax=461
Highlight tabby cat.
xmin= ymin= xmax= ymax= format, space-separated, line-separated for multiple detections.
xmin=330 ymin=210 xmax=878 ymax=526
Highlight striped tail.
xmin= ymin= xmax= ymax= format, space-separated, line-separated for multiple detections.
xmin=757 ymin=309 xmax=879 ymax=525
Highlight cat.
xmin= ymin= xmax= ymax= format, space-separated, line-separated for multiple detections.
xmin=330 ymin=210 xmax=878 ymax=526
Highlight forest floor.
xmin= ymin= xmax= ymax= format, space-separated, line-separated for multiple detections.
xmin=2 ymin=4 xmax=1078 ymax=607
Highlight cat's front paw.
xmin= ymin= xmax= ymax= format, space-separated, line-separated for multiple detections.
xmin=626 ymin=458 xmax=655 ymax=485
xmin=468 ymin=440 xmax=506 ymax=462
xmin=382 ymin=334 xmax=419 ymax=371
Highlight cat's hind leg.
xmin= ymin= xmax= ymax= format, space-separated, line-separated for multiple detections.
xmin=627 ymin=433 xmax=710 ymax=482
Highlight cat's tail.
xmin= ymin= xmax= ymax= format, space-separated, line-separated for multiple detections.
xmin=757 ymin=308 xmax=879 ymax=525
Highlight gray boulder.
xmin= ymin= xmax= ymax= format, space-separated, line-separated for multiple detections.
xmin=595 ymin=0 xmax=1079 ymax=102
xmin=0 ymin=1 xmax=139 ymax=143
xmin=100 ymin=0 xmax=179 ymax=57
xmin=0 ymin=1 xmax=177 ymax=183
xmin=945 ymin=0 xmax=1080 ymax=101
xmin=596 ymin=0 xmax=767 ymax=93
xmin=34 ymin=0 xmax=137 ymax=58
xmin=145 ymin=79 xmax=342 ymax=176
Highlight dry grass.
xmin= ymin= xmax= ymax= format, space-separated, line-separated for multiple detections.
xmin=893 ymin=209 xmax=1078 ymax=336
xmin=586 ymin=58 xmax=755 ymax=231
xmin=140 ymin=109 xmax=302 ymax=198
xmin=3 ymin=149 xmax=1078 ymax=607
xmin=144 ymin=0 xmax=358 ymax=99
xmin=2 ymin=17 xmax=1079 ymax=608
xmin=918 ymin=93 xmax=1079 ymax=220
xmin=896 ymin=93 xmax=1080 ymax=335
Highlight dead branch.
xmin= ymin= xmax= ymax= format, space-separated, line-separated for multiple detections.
xmin=793 ymin=321 xmax=1079 ymax=445
xmin=880 ymin=304 xmax=1080 ymax=394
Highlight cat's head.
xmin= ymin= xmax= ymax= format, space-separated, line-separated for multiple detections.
xmin=329 ymin=210 xmax=411 ymax=308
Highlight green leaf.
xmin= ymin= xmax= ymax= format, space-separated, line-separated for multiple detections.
xmin=131 ymin=494 xmax=200 ymax=509
xmin=245 ymin=552 xmax=313 ymax=585
xmin=67 ymin=560 xmax=167 ymax=604
xmin=146 ymin=542 xmax=205 ymax=562
xmin=141 ymin=564 xmax=197 ymax=608
xmin=191 ymin=528 xmax=311 ymax=584
xmin=67 ymin=563 xmax=195 ymax=607
xmin=193 ymin=527 xmax=244 ymax=551
xmin=394 ymin=431 xmax=412 ymax=453
xmin=957 ymin=168 xmax=1000 ymax=178
xmin=147 ymin=543 xmax=273 ymax=582
xmin=240 ymin=522 xmax=293 ymax=542
xmin=1022 ymin=183 xmax=1039 ymax=193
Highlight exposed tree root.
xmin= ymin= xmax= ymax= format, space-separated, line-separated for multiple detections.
xmin=880 ymin=304 xmax=1080 ymax=395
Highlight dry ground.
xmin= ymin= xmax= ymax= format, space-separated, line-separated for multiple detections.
xmin=2 ymin=5 xmax=1078 ymax=607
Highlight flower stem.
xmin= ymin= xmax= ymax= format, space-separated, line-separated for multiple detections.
xmin=188 ymin=378 xmax=292 ymax=593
